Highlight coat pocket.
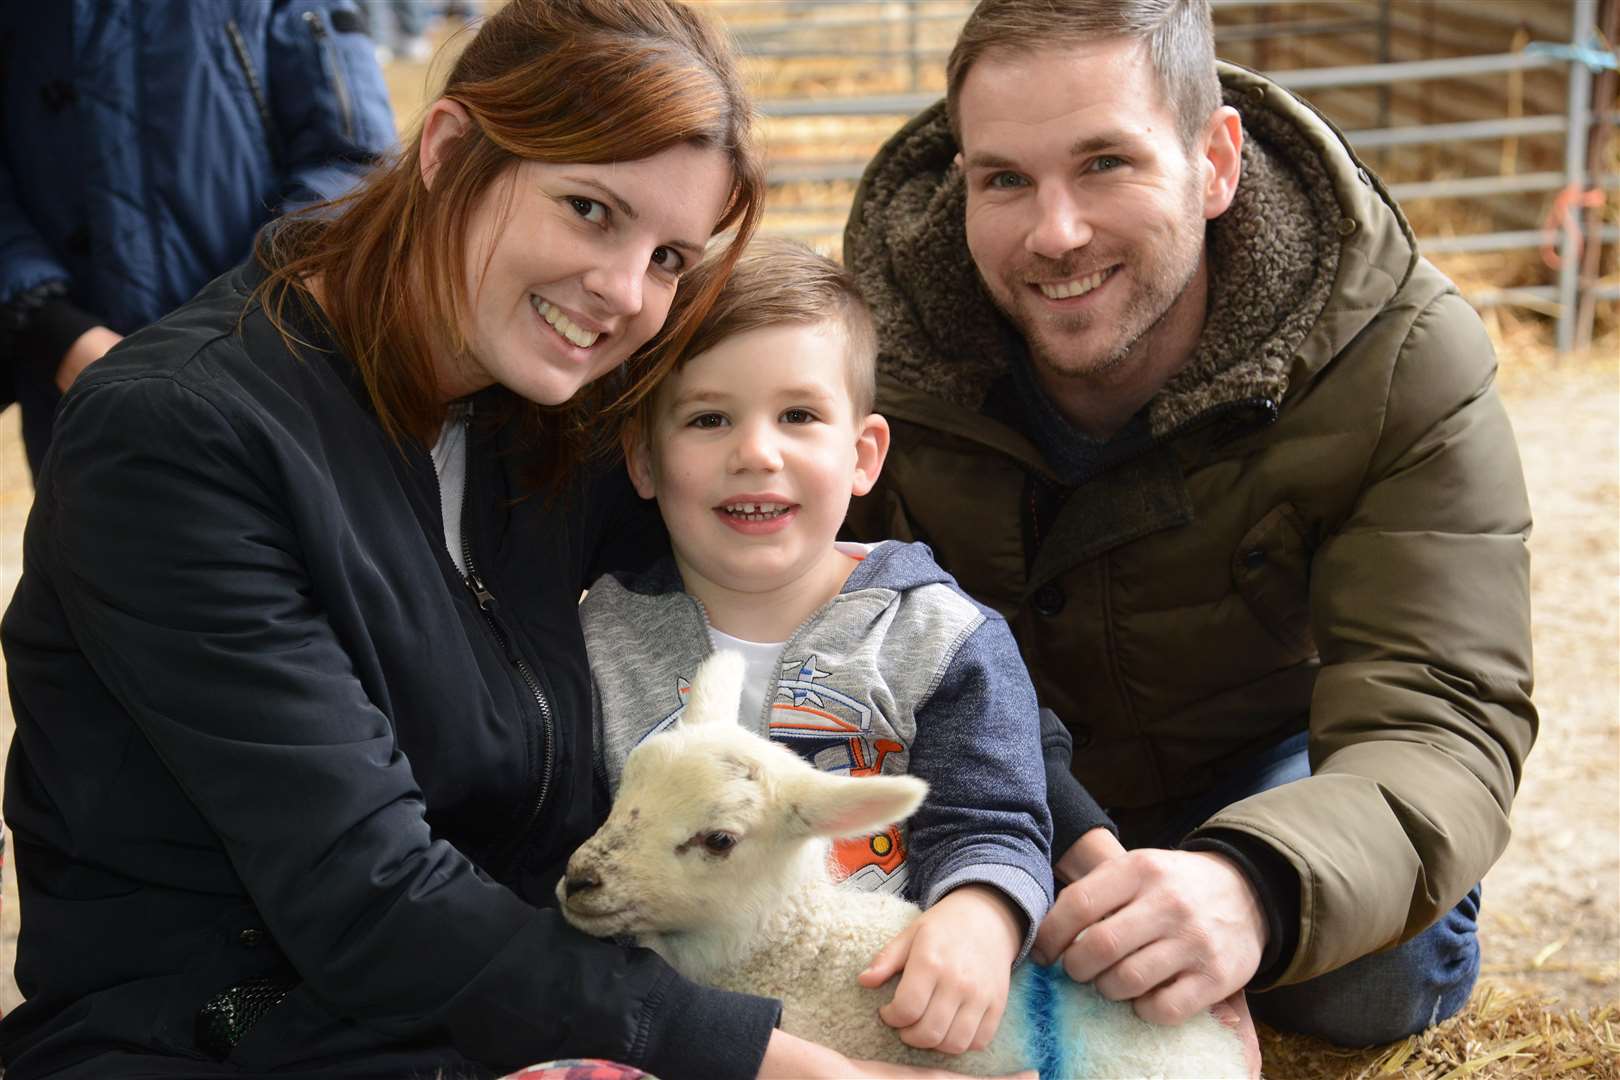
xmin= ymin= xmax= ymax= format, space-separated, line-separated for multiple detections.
xmin=1231 ymin=503 xmax=1316 ymax=660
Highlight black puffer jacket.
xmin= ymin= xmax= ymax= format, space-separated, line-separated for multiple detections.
xmin=0 ymin=262 xmax=780 ymax=1078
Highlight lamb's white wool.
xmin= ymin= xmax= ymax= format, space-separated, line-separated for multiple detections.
xmin=560 ymin=652 xmax=1247 ymax=1078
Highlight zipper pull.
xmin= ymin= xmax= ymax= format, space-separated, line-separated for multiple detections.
xmin=464 ymin=571 xmax=497 ymax=611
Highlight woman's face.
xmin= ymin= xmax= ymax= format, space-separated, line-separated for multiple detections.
xmin=436 ymin=132 xmax=734 ymax=405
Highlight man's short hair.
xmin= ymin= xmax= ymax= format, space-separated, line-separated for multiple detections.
xmin=658 ymin=237 xmax=878 ymax=416
xmin=945 ymin=0 xmax=1221 ymax=150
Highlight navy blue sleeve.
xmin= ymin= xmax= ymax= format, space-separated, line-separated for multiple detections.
xmin=0 ymin=158 xmax=70 ymax=312
xmin=45 ymin=370 xmax=776 ymax=1076
xmin=265 ymin=1 xmax=397 ymax=216
xmin=904 ymin=613 xmax=1055 ymax=962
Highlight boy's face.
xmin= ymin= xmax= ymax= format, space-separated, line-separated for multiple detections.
xmin=629 ymin=319 xmax=889 ymax=604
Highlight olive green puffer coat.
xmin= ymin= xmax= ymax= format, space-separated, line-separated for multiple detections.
xmin=844 ymin=63 xmax=1536 ymax=986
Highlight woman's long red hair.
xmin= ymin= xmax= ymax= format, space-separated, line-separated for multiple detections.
xmin=255 ymin=0 xmax=763 ymax=490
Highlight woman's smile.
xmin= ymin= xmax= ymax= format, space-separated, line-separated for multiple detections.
xmin=531 ymin=294 xmax=605 ymax=350
xmin=442 ymin=144 xmax=734 ymax=406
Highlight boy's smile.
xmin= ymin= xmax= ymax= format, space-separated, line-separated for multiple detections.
xmin=716 ymin=498 xmax=796 ymax=534
xmin=629 ymin=319 xmax=888 ymax=641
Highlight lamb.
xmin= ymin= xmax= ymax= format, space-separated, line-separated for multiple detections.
xmin=558 ymin=651 xmax=1249 ymax=1078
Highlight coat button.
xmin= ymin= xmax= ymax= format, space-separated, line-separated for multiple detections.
xmin=239 ymin=928 xmax=265 ymax=946
xmin=1242 ymin=548 xmax=1268 ymax=570
xmin=1337 ymin=217 xmax=1359 ymax=237
xmin=1033 ymin=584 xmax=1065 ymax=616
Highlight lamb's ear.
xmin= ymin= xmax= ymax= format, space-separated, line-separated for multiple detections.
xmin=780 ymin=769 xmax=928 ymax=839
xmin=681 ymin=650 xmax=746 ymax=728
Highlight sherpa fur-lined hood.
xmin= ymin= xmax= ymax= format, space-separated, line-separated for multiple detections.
xmin=844 ymin=62 xmax=1419 ymax=446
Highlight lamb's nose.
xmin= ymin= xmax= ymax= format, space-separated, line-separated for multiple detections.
xmin=564 ymin=871 xmax=601 ymax=898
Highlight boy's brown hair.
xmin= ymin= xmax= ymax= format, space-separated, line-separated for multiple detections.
xmin=627 ymin=238 xmax=877 ymax=451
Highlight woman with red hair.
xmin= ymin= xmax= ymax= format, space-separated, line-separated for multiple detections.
xmin=0 ymin=3 xmax=922 ymax=1077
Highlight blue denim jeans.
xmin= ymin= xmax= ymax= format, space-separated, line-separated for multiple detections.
xmin=1127 ymin=732 xmax=1482 ymax=1047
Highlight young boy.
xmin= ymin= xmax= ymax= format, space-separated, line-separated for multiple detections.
xmin=581 ymin=239 xmax=1106 ymax=1056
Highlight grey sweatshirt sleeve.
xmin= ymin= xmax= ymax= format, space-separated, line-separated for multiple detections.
xmin=904 ymin=613 xmax=1056 ymax=963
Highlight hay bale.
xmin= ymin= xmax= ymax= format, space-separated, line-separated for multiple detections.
xmin=1258 ymin=980 xmax=1620 ymax=1078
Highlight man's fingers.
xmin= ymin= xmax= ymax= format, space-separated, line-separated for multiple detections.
xmin=1032 ymin=857 xmax=1139 ymax=964
xmin=1055 ymin=899 xmax=1172 ymax=985
xmin=1132 ymin=968 xmax=1225 ymax=1026
xmin=1090 ymin=938 xmax=1190 ymax=1002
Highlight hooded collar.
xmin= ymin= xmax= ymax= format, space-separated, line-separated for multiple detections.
xmin=844 ymin=63 xmax=1417 ymax=450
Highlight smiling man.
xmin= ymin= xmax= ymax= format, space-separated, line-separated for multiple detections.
xmin=844 ymin=0 xmax=1537 ymax=1051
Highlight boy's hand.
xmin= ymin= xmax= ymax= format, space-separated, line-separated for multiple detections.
xmin=1054 ymin=826 xmax=1127 ymax=886
xmin=858 ymin=883 xmax=1022 ymax=1055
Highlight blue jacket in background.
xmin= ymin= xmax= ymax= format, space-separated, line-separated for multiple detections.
xmin=0 ymin=0 xmax=396 ymax=468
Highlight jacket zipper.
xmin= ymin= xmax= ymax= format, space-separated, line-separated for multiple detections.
xmin=435 ymin=407 xmax=557 ymax=873
xmin=225 ymin=19 xmax=281 ymax=169
xmin=689 ymin=580 xmax=847 ymax=732
xmin=1019 ymin=395 xmax=1278 ymax=571
xmin=303 ymin=10 xmax=355 ymax=141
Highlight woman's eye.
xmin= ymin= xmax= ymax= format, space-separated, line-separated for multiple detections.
xmin=689 ymin=413 xmax=727 ymax=430
xmin=651 ymin=246 xmax=685 ymax=274
xmin=987 ymin=171 xmax=1026 ymax=190
xmin=780 ymin=408 xmax=816 ymax=425
xmin=701 ymin=832 xmax=737 ymax=855
xmin=567 ymin=196 xmax=607 ymax=224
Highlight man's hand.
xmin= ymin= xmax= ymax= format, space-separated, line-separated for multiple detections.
xmin=858 ymin=884 xmax=1022 ymax=1054
xmin=1031 ymin=849 xmax=1266 ymax=1025
xmin=758 ymin=1028 xmax=1035 ymax=1079
xmin=57 ymin=325 xmax=122 ymax=393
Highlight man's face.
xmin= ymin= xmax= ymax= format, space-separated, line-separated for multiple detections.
xmin=957 ymin=39 xmax=1214 ymax=388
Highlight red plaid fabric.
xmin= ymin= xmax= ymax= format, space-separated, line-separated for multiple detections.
xmin=498 ymin=1060 xmax=651 ymax=1080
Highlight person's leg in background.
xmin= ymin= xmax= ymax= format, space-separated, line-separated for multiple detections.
xmin=373 ymin=1 xmax=432 ymax=64
xmin=15 ymin=363 xmax=60 ymax=479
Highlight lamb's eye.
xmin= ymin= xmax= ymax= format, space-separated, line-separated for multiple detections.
xmin=702 ymin=831 xmax=737 ymax=856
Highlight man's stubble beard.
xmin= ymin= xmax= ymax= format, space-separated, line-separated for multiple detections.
xmin=991 ymin=178 xmax=1208 ymax=389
